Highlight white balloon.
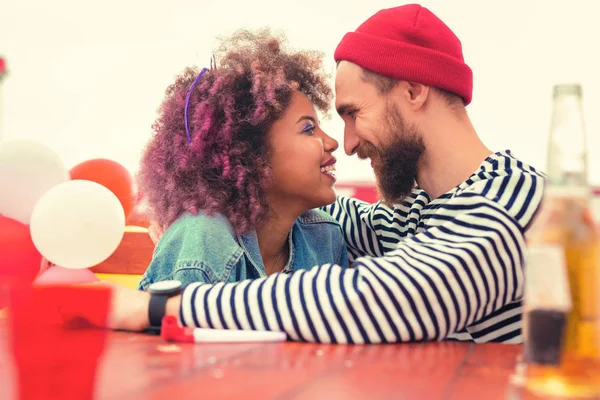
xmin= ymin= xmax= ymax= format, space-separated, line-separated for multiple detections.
xmin=30 ymin=180 xmax=126 ymax=269
xmin=0 ymin=139 xmax=70 ymax=224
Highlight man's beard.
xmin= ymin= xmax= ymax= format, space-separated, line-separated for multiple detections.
xmin=357 ymin=102 xmax=425 ymax=205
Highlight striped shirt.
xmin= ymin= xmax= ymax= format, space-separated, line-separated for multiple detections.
xmin=179 ymin=150 xmax=544 ymax=344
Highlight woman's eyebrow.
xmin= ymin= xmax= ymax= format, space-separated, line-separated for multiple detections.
xmin=296 ymin=115 xmax=316 ymax=124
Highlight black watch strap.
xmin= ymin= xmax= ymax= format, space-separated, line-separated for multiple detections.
xmin=148 ymin=294 xmax=170 ymax=328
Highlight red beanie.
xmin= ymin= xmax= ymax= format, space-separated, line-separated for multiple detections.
xmin=334 ymin=4 xmax=473 ymax=105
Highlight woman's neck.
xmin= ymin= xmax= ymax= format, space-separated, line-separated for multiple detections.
xmin=255 ymin=210 xmax=297 ymax=275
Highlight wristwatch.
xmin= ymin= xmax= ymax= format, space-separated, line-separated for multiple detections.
xmin=148 ymin=280 xmax=183 ymax=329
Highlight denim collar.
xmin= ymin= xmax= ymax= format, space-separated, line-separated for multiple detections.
xmin=237 ymin=228 xmax=295 ymax=276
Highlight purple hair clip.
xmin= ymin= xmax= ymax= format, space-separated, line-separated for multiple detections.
xmin=184 ymin=67 xmax=209 ymax=143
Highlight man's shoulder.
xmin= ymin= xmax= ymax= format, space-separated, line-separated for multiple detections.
xmin=465 ymin=150 xmax=545 ymax=192
xmin=481 ymin=150 xmax=544 ymax=178
xmin=455 ymin=151 xmax=545 ymax=229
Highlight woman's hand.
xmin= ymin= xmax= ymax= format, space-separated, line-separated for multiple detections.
xmin=60 ymin=282 xmax=151 ymax=332
xmin=105 ymin=282 xmax=151 ymax=331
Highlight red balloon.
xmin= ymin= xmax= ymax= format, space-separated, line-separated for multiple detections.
xmin=70 ymin=159 xmax=135 ymax=219
xmin=0 ymin=216 xmax=42 ymax=306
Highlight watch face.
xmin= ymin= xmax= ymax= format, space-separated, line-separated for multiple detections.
xmin=148 ymin=280 xmax=182 ymax=294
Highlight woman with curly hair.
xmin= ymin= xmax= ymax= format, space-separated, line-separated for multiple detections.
xmin=136 ymin=29 xmax=348 ymax=289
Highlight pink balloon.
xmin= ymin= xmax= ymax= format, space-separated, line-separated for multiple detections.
xmin=34 ymin=266 xmax=99 ymax=286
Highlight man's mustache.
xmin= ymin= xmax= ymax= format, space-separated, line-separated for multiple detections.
xmin=356 ymin=142 xmax=378 ymax=160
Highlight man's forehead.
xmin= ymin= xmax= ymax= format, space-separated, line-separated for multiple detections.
xmin=335 ymin=61 xmax=363 ymax=88
xmin=335 ymin=61 xmax=363 ymax=105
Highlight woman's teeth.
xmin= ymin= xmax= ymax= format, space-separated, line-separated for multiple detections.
xmin=321 ymin=164 xmax=336 ymax=175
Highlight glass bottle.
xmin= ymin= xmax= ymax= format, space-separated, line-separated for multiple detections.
xmin=523 ymin=83 xmax=600 ymax=398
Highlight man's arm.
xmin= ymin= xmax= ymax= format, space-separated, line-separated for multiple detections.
xmin=321 ymin=195 xmax=418 ymax=260
xmin=177 ymin=194 xmax=530 ymax=343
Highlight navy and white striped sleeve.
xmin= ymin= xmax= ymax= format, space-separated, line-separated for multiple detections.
xmin=320 ymin=197 xmax=400 ymax=261
xmin=179 ymin=193 xmax=532 ymax=344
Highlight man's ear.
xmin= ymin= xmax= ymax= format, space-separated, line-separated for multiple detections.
xmin=392 ymin=81 xmax=429 ymax=111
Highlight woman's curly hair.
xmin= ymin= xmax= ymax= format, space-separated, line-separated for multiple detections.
xmin=138 ymin=28 xmax=332 ymax=233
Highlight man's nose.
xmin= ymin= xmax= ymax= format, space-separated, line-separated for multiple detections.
xmin=344 ymin=125 xmax=360 ymax=156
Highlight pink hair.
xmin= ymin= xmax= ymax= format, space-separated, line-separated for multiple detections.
xmin=137 ymin=29 xmax=332 ymax=233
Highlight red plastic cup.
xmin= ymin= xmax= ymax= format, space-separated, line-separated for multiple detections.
xmin=7 ymin=284 xmax=111 ymax=399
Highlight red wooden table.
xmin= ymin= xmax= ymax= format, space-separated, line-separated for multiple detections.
xmin=0 ymin=321 xmax=534 ymax=400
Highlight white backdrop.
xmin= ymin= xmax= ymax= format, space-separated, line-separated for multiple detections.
xmin=2 ymin=0 xmax=599 ymax=184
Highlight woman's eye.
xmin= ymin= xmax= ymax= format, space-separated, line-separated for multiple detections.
xmin=301 ymin=124 xmax=315 ymax=135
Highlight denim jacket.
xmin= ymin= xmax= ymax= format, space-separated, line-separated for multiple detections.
xmin=138 ymin=209 xmax=348 ymax=289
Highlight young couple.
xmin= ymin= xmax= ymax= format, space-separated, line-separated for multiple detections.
xmin=84 ymin=4 xmax=545 ymax=344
